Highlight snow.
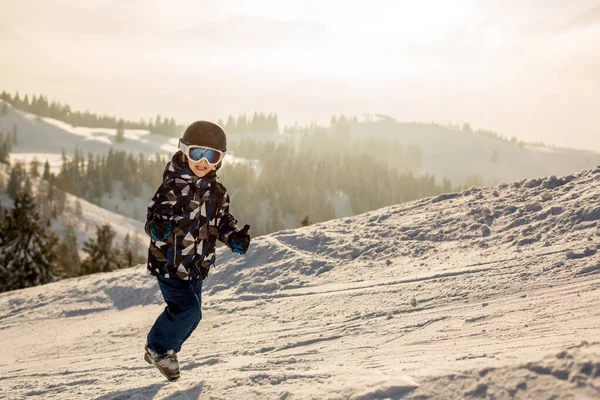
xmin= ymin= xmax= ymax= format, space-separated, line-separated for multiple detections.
xmin=9 ymin=153 xmax=64 ymax=174
xmin=2 ymin=100 xmax=600 ymax=189
xmin=0 ymin=101 xmax=257 ymax=174
xmin=57 ymin=189 xmax=145 ymax=248
xmin=1 ymin=165 xmax=599 ymax=398
xmin=0 ymin=164 xmax=144 ymax=253
xmin=349 ymin=121 xmax=600 ymax=185
xmin=0 ymin=101 xmax=259 ymax=227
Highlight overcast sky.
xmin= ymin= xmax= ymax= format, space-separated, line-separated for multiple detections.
xmin=1 ymin=0 xmax=599 ymax=151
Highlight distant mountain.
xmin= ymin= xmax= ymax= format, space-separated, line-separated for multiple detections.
xmin=349 ymin=119 xmax=600 ymax=185
xmin=0 ymin=100 xmax=254 ymax=223
xmin=3 ymin=98 xmax=599 ymax=216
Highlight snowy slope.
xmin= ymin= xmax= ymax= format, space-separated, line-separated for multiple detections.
xmin=53 ymin=188 xmax=145 ymax=252
xmin=0 ymin=164 xmax=144 ymax=253
xmin=0 ymin=166 xmax=599 ymax=399
xmin=0 ymin=100 xmax=253 ymax=175
xmin=0 ymin=100 xmax=257 ymax=224
xmin=3 ymin=99 xmax=600 ymax=188
xmin=351 ymin=120 xmax=600 ymax=186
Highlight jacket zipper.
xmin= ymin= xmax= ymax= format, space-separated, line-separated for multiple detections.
xmin=174 ymin=234 xmax=178 ymax=267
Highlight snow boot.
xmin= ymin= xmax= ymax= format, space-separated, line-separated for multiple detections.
xmin=145 ymin=344 xmax=180 ymax=381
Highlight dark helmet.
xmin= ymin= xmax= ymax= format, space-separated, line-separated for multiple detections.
xmin=182 ymin=120 xmax=227 ymax=152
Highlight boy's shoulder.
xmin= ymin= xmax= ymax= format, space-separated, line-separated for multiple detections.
xmin=213 ymin=177 xmax=228 ymax=196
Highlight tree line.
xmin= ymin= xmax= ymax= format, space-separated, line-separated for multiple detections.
xmin=3 ymin=147 xmax=170 ymax=214
xmin=50 ymin=148 xmax=168 ymax=205
xmin=1 ymin=91 xmax=279 ymax=136
xmin=19 ymin=135 xmax=457 ymax=238
xmin=0 ymin=165 xmax=145 ymax=293
xmin=221 ymin=134 xmax=467 ymax=236
xmin=2 ymin=89 xmax=555 ymax=152
xmin=0 ymin=124 xmax=17 ymax=164
xmin=1 ymin=91 xmax=182 ymax=136
xmin=8 ymin=122 xmax=476 ymax=240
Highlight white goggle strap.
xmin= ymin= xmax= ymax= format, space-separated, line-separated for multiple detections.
xmin=178 ymin=139 xmax=190 ymax=157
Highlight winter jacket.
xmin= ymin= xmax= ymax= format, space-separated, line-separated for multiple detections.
xmin=145 ymin=152 xmax=238 ymax=281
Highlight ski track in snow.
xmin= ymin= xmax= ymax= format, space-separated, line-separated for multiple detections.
xmin=0 ymin=166 xmax=599 ymax=399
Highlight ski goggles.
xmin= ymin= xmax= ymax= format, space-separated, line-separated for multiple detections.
xmin=178 ymin=139 xmax=224 ymax=165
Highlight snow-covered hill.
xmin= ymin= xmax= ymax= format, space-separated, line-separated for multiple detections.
xmin=350 ymin=120 xmax=600 ymax=186
xmin=0 ymin=164 xmax=144 ymax=253
xmin=0 ymin=100 xmax=258 ymax=225
xmin=3 ymin=99 xmax=600 ymax=190
xmin=0 ymin=100 xmax=253 ymax=175
xmin=0 ymin=166 xmax=599 ymax=399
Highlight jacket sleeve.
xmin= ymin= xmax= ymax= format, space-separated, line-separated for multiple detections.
xmin=145 ymin=176 xmax=185 ymax=238
xmin=217 ymin=189 xmax=239 ymax=247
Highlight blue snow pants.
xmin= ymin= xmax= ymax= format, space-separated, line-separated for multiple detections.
xmin=147 ymin=275 xmax=203 ymax=354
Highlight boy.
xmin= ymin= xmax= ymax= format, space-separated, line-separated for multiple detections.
xmin=143 ymin=121 xmax=251 ymax=380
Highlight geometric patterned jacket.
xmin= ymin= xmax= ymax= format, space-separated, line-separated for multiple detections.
xmin=145 ymin=152 xmax=238 ymax=281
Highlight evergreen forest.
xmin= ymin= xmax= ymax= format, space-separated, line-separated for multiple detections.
xmin=0 ymin=89 xmax=517 ymax=292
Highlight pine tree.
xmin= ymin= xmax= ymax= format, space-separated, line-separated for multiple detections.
xmin=74 ymin=200 xmax=83 ymax=217
xmin=298 ymin=214 xmax=312 ymax=227
xmin=270 ymin=113 xmax=280 ymax=133
xmin=42 ymin=160 xmax=51 ymax=180
xmin=226 ymin=115 xmax=236 ymax=133
xmin=31 ymin=95 xmax=38 ymax=114
xmin=120 ymin=233 xmax=144 ymax=268
xmin=155 ymin=115 xmax=162 ymax=133
xmin=1 ymin=102 xmax=7 ymax=116
xmin=55 ymin=188 xmax=67 ymax=216
xmin=23 ymin=176 xmax=32 ymax=196
xmin=37 ymin=181 xmax=53 ymax=222
xmin=441 ymin=177 xmax=453 ymax=193
xmin=0 ymin=192 xmax=58 ymax=293
xmin=7 ymin=165 xmax=23 ymax=198
xmin=116 ymin=119 xmax=125 ymax=143
xmin=80 ymin=223 xmax=121 ymax=274
xmin=29 ymin=157 xmax=41 ymax=177
xmin=0 ymin=140 xmax=9 ymax=165
xmin=55 ymin=225 xmax=81 ymax=278
xmin=251 ymin=111 xmax=259 ymax=131
xmin=60 ymin=148 xmax=67 ymax=175
xmin=237 ymin=114 xmax=248 ymax=133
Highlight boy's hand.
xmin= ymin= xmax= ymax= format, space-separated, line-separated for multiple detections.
xmin=146 ymin=219 xmax=173 ymax=242
xmin=230 ymin=225 xmax=251 ymax=254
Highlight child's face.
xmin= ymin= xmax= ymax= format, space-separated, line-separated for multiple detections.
xmin=188 ymin=158 xmax=215 ymax=178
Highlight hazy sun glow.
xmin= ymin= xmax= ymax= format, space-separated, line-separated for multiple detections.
xmin=226 ymin=0 xmax=481 ymax=46
xmin=1 ymin=0 xmax=599 ymax=151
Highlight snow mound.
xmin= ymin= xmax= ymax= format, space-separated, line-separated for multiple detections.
xmin=0 ymin=266 xmax=159 ymax=323
xmin=408 ymin=341 xmax=600 ymax=399
xmin=205 ymin=165 xmax=600 ymax=298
